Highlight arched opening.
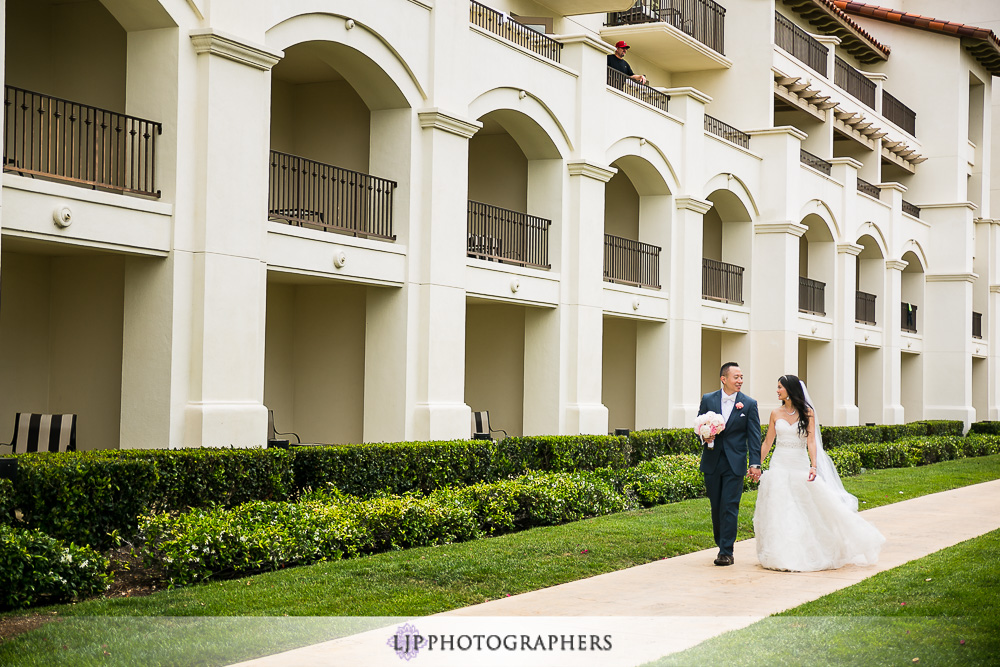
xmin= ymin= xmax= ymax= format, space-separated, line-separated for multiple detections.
xmin=703 ymin=188 xmax=752 ymax=307
xmin=269 ymin=40 xmax=410 ymax=241
xmin=855 ymin=233 xmax=884 ymax=326
xmin=264 ymin=38 xmax=413 ymax=445
xmin=798 ymin=213 xmax=835 ymax=316
xmin=900 ymin=250 xmax=924 ymax=420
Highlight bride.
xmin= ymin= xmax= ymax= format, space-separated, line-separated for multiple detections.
xmin=753 ymin=375 xmax=885 ymax=572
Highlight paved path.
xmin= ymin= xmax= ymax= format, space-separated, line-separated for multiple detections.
xmin=232 ymin=479 xmax=1000 ymax=667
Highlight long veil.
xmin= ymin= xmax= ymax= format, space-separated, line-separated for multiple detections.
xmin=800 ymin=381 xmax=859 ymax=512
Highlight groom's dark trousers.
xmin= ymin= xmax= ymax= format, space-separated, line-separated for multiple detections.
xmin=698 ymin=391 xmax=761 ymax=558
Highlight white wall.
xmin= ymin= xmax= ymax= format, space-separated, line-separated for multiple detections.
xmin=468 ymin=132 xmax=528 ymax=212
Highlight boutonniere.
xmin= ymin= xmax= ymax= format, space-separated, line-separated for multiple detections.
xmin=735 ymin=402 xmax=744 ymax=410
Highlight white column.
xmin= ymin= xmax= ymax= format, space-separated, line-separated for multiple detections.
xmin=560 ymin=160 xmax=615 ymax=434
xmin=408 ymin=110 xmax=482 ymax=440
xmin=175 ymin=31 xmax=281 ymax=447
xmin=883 ymin=259 xmax=907 ymax=423
xmin=834 ymin=243 xmax=862 ymax=426
xmin=667 ymin=196 xmax=712 ymax=427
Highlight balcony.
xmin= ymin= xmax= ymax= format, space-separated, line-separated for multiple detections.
xmin=800 ymin=149 xmax=832 ymax=176
xmin=604 ymin=234 xmax=661 ymax=289
xmin=973 ymin=311 xmax=983 ymax=339
xmin=857 ymin=177 xmax=880 ymax=199
xmin=901 ymin=302 xmax=918 ymax=333
xmin=467 ymin=201 xmax=551 ymax=269
xmin=775 ymin=13 xmax=828 ymax=77
xmin=3 ymin=85 xmax=161 ymax=198
xmin=268 ymin=150 xmax=396 ymax=240
xmin=702 ymin=257 xmax=744 ymax=305
xmin=704 ymin=114 xmax=749 ymax=149
xmin=540 ymin=0 xmax=635 ymax=16
xmin=883 ymin=90 xmax=916 ymax=137
xmin=470 ymin=1 xmax=563 ymax=63
xmin=607 ymin=67 xmax=670 ymax=113
xmin=855 ymin=290 xmax=876 ymax=325
xmin=799 ymin=277 xmax=826 ymax=316
xmin=602 ymin=0 xmax=731 ymax=72
xmin=834 ymin=57 xmax=875 ymax=109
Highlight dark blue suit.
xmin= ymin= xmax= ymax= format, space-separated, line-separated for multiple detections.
xmin=698 ymin=390 xmax=761 ymax=557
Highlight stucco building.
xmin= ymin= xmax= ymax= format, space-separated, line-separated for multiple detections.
xmin=1 ymin=0 xmax=998 ymax=449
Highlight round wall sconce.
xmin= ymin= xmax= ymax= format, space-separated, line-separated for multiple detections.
xmin=333 ymin=251 xmax=347 ymax=268
xmin=53 ymin=206 xmax=73 ymax=228
xmin=345 ymin=19 xmax=355 ymax=30
xmin=510 ymin=278 xmax=520 ymax=293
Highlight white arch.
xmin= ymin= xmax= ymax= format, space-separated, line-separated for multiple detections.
xmin=266 ymin=12 xmax=426 ymax=108
xmin=855 ymin=221 xmax=889 ymax=258
xmin=604 ymin=136 xmax=680 ymax=196
xmin=797 ymin=199 xmax=841 ymax=240
xmin=467 ymin=87 xmax=573 ymax=159
xmin=703 ymin=172 xmax=760 ymax=219
xmin=899 ymin=239 xmax=929 ymax=272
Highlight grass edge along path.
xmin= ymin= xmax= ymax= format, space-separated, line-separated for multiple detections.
xmin=644 ymin=528 xmax=1000 ymax=666
xmin=0 ymin=455 xmax=998 ymax=667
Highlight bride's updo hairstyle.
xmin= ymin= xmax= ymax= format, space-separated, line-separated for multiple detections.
xmin=778 ymin=374 xmax=812 ymax=437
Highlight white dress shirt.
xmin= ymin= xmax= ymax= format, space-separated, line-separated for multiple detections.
xmin=721 ymin=390 xmax=738 ymax=422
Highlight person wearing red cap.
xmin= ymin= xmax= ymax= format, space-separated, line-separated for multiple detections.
xmin=608 ymin=40 xmax=647 ymax=85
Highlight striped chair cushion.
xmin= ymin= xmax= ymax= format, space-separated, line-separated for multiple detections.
xmin=10 ymin=413 xmax=77 ymax=453
xmin=471 ymin=411 xmax=491 ymax=436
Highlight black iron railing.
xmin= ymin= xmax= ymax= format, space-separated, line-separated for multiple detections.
xmin=470 ymin=1 xmax=562 ymax=63
xmin=856 ymin=290 xmax=877 ymax=325
xmin=902 ymin=200 xmax=920 ymax=218
xmin=607 ymin=67 xmax=670 ymax=112
xmin=973 ymin=311 xmax=983 ymax=339
xmin=468 ymin=200 xmax=551 ymax=269
xmin=702 ymin=258 xmax=744 ymax=305
xmin=3 ymin=85 xmax=161 ymax=197
xmin=268 ymin=150 xmax=396 ymax=240
xmin=857 ymin=178 xmax=880 ymax=198
xmin=883 ymin=90 xmax=916 ymax=136
xmin=704 ymin=114 xmax=750 ymax=149
xmin=834 ymin=56 xmax=875 ymax=109
xmin=775 ymin=12 xmax=827 ymax=77
xmin=604 ymin=234 xmax=661 ymax=288
xmin=799 ymin=276 xmax=826 ymax=315
xmin=901 ymin=302 xmax=918 ymax=333
xmin=800 ymin=149 xmax=832 ymax=175
xmin=607 ymin=0 xmax=726 ymax=55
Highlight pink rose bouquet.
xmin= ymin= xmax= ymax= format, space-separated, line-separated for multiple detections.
xmin=694 ymin=412 xmax=726 ymax=449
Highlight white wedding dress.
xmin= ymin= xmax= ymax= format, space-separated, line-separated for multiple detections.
xmin=754 ymin=419 xmax=885 ymax=572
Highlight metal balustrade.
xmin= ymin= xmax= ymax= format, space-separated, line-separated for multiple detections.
xmin=834 ymin=56 xmax=875 ymax=109
xmin=604 ymin=234 xmax=661 ymax=289
xmin=775 ymin=12 xmax=827 ymax=77
xmin=702 ymin=257 xmax=744 ymax=304
xmin=901 ymin=302 xmax=918 ymax=333
xmin=857 ymin=178 xmax=880 ymax=198
xmin=470 ymin=0 xmax=562 ymax=63
xmin=883 ymin=90 xmax=916 ymax=136
xmin=467 ymin=200 xmax=551 ymax=269
xmin=607 ymin=67 xmax=670 ymax=112
xmin=799 ymin=276 xmax=826 ymax=316
xmin=902 ymin=200 xmax=921 ymax=218
xmin=606 ymin=0 xmax=726 ymax=55
xmin=268 ymin=150 xmax=396 ymax=240
xmin=800 ymin=149 xmax=832 ymax=175
xmin=973 ymin=311 xmax=983 ymax=339
xmin=704 ymin=114 xmax=750 ymax=149
xmin=3 ymin=85 xmax=161 ymax=197
xmin=856 ymin=290 xmax=877 ymax=325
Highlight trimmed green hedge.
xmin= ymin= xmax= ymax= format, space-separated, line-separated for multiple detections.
xmin=0 ymin=525 xmax=110 ymax=609
xmin=0 ymin=477 xmax=14 ymax=525
xmin=969 ymin=421 xmax=1000 ymax=436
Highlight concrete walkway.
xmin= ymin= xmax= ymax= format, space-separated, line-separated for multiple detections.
xmin=232 ymin=479 xmax=1000 ymax=667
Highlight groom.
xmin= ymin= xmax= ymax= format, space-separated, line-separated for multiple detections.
xmin=697 ymin=362 xmax=761 ymax=566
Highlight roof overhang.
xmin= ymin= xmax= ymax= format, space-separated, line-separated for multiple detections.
xmin=539 ymin=0 xmax=636 ymax=16
xmin=780 ymin=0 xmax=890 ymax=64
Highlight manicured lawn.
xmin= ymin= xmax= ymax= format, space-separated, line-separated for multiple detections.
xmin=646 ymin=528 xmax=1000 ymax=666
xmin=1 ymin=454 xmax=997 ymax=666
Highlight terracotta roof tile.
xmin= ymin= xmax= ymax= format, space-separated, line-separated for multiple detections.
xmin=812 ymin=0 xmax=891 ymax=56
xmin=833 ymin=1 xmax=1000 ymax=50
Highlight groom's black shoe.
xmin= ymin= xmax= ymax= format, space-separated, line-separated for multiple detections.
xmin=714 ymin=554 xmax=734 ymax=566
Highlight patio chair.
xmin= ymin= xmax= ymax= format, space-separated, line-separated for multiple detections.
xmin=471 ymin=411 xmax=507 ymax=440
xmin=0 ymin=413 xmax=77 ymax=453
xmin=267 ymin=409 xmax=300 ymax=448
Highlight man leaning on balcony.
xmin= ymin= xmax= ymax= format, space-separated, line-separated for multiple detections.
xmin=608 ymin=40 xmax=647 ymax=85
